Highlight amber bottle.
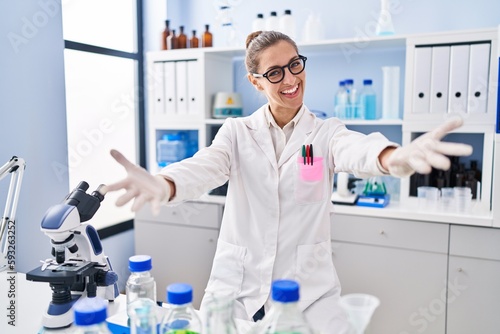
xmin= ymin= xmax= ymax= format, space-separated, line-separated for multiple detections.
xmin=167 ymin=29 xmax=179 ymax=50
xmin=189 ymin=30 xmax=199 ymax=48
xmin=177 ymin=26 xmax=187 ymax=49
xmin=202 ymin=24 xmax=213 ymax=47
xmin=161 ymin=20 xmax=171 ymax=50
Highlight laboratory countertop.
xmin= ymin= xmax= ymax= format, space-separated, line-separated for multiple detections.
xmin=0 ymin=271 xmax=254 ymax=333
xmin=196 ymin=194 xmax=494 ymax=227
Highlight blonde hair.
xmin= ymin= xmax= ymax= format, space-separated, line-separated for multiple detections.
xmin=245 ymin=31 xmax=298 ymax=74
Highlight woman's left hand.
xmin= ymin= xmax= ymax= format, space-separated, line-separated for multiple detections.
xmin=384 ymin=117 xmax=473 ymax=177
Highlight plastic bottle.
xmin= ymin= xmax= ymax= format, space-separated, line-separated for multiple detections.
xmin=160 ymin=283 xmax=202 ymax=334
xmin=167 ymin=29 xmax=178 ymax=50
xmin=344 ymin=79 xmax=358 ymax=119
xmin=72 ymin=297 xmax=111 ymax=334
xmin=202 ymin=24 xmax=213 ymax=47
xmin=157 ymin=134 xmax=187 ymax=168
xmin=265 ymin=11 xmax=279 ymax=32
xmin=128 ymin=298 xmax=159 ymax=334
xmin=189 ymin=30 xmax=199 ymax=48
xmin=259 ymin=280 xmax=314 ymax=334
xmin=162 ymin=20 xmax=171 ymax=50
xmin=279 ymin=9 xmax=296 ymax=39
xmin=203 ymin=294 xmax=238 ymax=334
xmin=375 ymin=0 xmax=395 ymax=36
xmin=126 ymin=255 xmax=157 ymax=319
xmin=360 ymin=79 xmax=377 ymax=120
xmin=252 ymin=13 xmax=265 ymax=32
xmin=334 ymin=80 xmax=347 ymax=119
xmin=177 ymin=26 xmax=187 ymax=49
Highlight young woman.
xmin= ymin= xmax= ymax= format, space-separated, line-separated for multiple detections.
xmin=103 ymin=31 xmax=472 ymax=332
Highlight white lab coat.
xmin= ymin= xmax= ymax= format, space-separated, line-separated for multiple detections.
xmin=161 ymin=104 xmax=396 ymax=333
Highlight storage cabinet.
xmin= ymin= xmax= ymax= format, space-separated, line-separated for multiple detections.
xmin=145 ymin=27 xmax=499 ymax=226
xmin=331 ymin=214 xmax=449 ymax=334
xmin=134 ymin=201 xmax=223 ymax=308
xmin=447 ymin=225 xmax=500 ymax=333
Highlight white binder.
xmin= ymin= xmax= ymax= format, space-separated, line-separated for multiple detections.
xmin=412 ymin=47 xmax=432 ymax=113
xmin=448 ymin=44 xmax=470 ymax=114
xmin=187 ymin=60 xmax=200 ymax=116
xmin=467 ymin=43 xmax=491 ymax=114
xmin=429 ymin=46 xmax=450 ymax=114
xmin=153 ymin=62 xmax=165 ymax=115
xmin=175 ymin=61 xmax=188 ymax=115
xmin=163 ymin=61 xmax=177 ymax=115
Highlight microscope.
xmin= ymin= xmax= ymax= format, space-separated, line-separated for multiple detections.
xmin=26 ymin=181 xmax=119 ymax=329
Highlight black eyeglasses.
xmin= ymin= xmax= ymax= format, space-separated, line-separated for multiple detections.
xmin=252 ymin=55 xmax=307 ymax=84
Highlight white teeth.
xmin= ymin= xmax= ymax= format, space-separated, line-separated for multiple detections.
xmin=281 ymin=85 xmax=298 ymax=94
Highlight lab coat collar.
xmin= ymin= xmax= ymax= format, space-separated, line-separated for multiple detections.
xmin=243 ymin=104 xmax=317 ymax=169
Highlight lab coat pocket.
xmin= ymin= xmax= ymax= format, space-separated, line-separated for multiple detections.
xmin=295 ymin=156 xmax=325 ymax=203
xmin=205 ymin=239 xmax=247 ymax=295
xmin=295 ymin=241 xmax=337 ymax=304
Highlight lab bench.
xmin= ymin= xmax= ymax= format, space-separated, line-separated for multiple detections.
xmin=135 ymin=195 xmax=500 ymax=333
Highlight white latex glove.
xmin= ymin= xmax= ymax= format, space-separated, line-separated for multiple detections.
xmin=386 ymin=117 xmax=473 ymax=178
xmin=100 ymin=149 xmax=171 ymax=216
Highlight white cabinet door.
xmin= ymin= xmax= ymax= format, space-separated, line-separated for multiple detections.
xmin=331 ymin=215 xmax=449 ymax=334
xmin=332 ymin=242 xmax=447 ymax=334
xmin=447 ymin=225 xmax=500 ymax=333
xmin=447 ymin=256 xmax=500 ymax=334
xmin=135 ymin=220 xmax=218 ymax=309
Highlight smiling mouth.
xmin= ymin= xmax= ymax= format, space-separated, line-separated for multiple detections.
xmin=281 ymin=84 xmax=299 ymax=95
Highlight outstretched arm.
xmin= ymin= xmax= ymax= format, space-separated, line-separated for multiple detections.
xmin=101 ymin=149 xmax=175 ymax=216
xmin=380 ymin=117 xmax=473 ymax=177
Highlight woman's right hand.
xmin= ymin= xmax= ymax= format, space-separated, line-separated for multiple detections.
xmin=101 ymin=149 xmax=172 ymax=216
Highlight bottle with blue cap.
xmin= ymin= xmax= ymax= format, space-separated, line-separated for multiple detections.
xmin=259 ymin=279 xmax=314 ymax=334
xmin=360 ymin=79 xmax=377 ymax=120
xmin=72 ymin=296 xmax=111 ymax=334
xmin=159 ymin=283 xmax=201 ymax=334
xmin=126 ymin=255 xmax=157 ymax=318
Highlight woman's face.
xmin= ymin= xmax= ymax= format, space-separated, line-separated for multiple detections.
xmin=249 ymin=41 xmax=306 ymax=115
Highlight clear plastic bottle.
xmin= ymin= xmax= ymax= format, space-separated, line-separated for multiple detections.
xmin=279 ymin=9 xmax=296 ymax=39
xmin=126 ymin=255 xmax=157 ymax=319
xmin=334 ymin=80 xmax=347 ymax=118
xmin=265 ymin=11 xmax=279 ymax=31
xmin=344 ymin=79 xmax=358 ymax=119
xmin=360 ymin=79 xmax=377 ymax=120
xmin=128 ymin=298 xmax=159 ymax=334
xmin=259 ymin=280 xmax=314 ymax=334
xmin=204 ymin=293 xmax=238 ymax=334
xmin=252 ymin=13 xmax=265 ymax=32
xmin=160 ymin=283 xmax=202 ymax=334
xmin=375 ymin=0 xmax=395 ymax=36
xmin=72 ymin=297 xmax=111 ymax=334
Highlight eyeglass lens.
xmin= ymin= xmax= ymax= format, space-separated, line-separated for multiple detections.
xmin=266 ymin=57 xmax=306 ymax=83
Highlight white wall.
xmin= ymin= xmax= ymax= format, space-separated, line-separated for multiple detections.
xmin=0 ymin=0 xmax=69 ymax=273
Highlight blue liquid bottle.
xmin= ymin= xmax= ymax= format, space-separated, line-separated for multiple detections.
xmin=360 ymin=79 xmax=377 ymax=120
xmin=334 ymin=80 xmax=347 ymax=118
xmin=344 ymin=79 xmax=358 ymax=119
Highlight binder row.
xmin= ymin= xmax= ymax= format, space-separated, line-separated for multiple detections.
xmin=152 ymin=60 xmax=200 ymax=116
xmin=412 ymin=42 xmax=491 ymax=114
